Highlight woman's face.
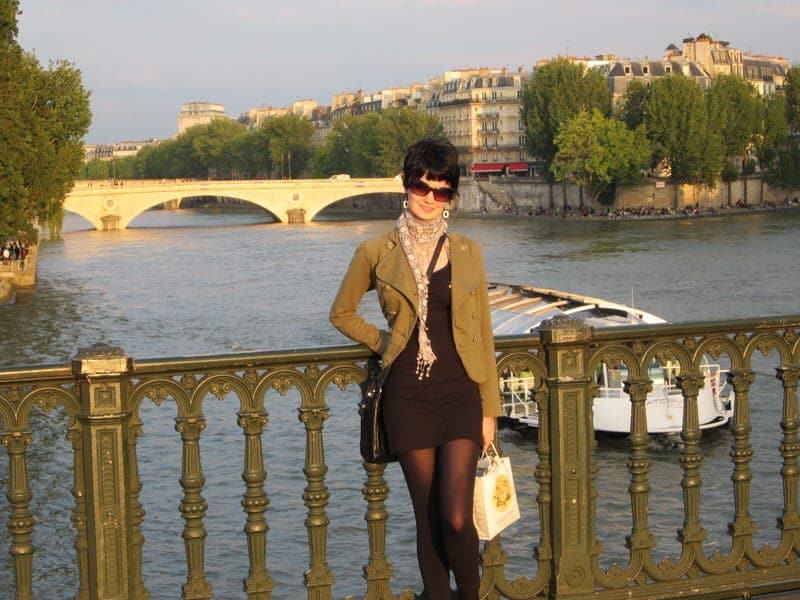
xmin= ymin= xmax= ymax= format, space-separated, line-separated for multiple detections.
xmin=406 ymin=173 xmax=453 ymax=221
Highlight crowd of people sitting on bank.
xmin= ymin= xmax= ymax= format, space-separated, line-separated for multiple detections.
xmin=481 ymin=196 xmax=800 ymax=220
xmin=1 ymin=241 xmax=30 ymax=269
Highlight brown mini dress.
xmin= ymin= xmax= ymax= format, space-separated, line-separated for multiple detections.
xmin=382 ymin=263 xmax=483 ymax=453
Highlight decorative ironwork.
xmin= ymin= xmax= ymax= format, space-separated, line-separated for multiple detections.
xmin=0 ymin=315 xmax=799 ymax=598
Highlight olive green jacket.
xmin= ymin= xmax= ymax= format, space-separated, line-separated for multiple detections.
xmin=329 ymin=228 xmax=503 ymax=417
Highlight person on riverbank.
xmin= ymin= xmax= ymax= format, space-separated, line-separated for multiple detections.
xmin=330 ymin=139 xmax=502 ymax=600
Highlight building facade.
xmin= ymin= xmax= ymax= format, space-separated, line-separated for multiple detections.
xmin=427 ymin=68 xmax=534 ymax=176
xmin=177 ymin=101 xmax=228 ymax=135
xmin=681 ymin=33 xmax=789 ymax=94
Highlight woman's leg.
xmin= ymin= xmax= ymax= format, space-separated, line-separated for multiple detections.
xmin=398 ymin=447 xmax=452 ymax=599
xmin=438 ymin=438 xmax=481 ymax=600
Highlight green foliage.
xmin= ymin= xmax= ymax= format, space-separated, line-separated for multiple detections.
xmin=707 ymin=75 xmax=760 ymax=166
xmin=126 ymin=114 xmax=314 ymax=180
xmin=313 ymin=108 xmax=442 ymax=178
xmin=113 ymin=156 xmax=137 ymax=179
xmin=754 ymin=93 xmax=789 ymax=175
xmin=183 ymin=118 xmax=246 ymax=177
xmin=259 ymin=114 xmax=315 ymax=178
xmin=374 ymin=108 xmax=444 ymax=176
xmin=785 ymin=66 xmax=800 ymax=133
xmin=520 ymin=58 xmax=611 ymax=178
xmin=766 ymin=138 xmax=800 ymax=190
xmin=551 ymin=109 xmax=650 ymax=204
xmin=645 ymin=75 xmax=724 ymax=187
xmin=0 ymin=8 xmax=91 ymax=243
xmin=720 ymin=162 xmax=739 ymax=182
xmin=82 ymin=158 xmax=110 ymax=179
xmin=618 ymin=80 xmax=650 ymax=131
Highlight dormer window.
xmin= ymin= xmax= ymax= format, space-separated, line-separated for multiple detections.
xmin=624 ymin=65 xmax=631 ymax=75
xmin=643 ymin=66 xmax=649 ymax=75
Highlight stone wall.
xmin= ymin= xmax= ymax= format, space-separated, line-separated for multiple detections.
xmin=456 ymin=175 xmax=797 ymax=213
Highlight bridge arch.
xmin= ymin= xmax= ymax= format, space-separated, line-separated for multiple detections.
xmin=63 ymin=178 xmax=405 ymax=230
xmin=124 ymin=195 xmax=282 ymax=227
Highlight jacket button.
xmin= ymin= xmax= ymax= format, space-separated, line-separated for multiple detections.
xmin=470 ymin=288 xmax=476 ymax=295
xmin=386 ymin=241 xmax=394 ymax=249
xmin=460 ymin=243 xmax=467 ymax=251
xmin=471 ymin=313 xmax=478 ymax=319
xmin=472 ymin=335 xmax=479 ymax=342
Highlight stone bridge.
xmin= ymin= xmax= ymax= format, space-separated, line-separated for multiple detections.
xmin=64 ymin=177 xmax=404 ymax=230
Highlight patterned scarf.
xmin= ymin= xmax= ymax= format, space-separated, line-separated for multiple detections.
xmin=396 ymin=210 xmax=448 ymax=379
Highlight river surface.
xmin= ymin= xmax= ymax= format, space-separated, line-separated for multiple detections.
xmin=0 ymin=207 xmax=799 ymax=598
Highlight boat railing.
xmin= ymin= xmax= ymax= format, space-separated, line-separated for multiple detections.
xmin=2 ymin=314 xmax=800 ymax=598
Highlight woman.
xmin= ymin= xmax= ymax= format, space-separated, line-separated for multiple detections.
xmin=329 ymin=139 xmax=502 ymax=600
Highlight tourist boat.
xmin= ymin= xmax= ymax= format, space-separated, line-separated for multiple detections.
xmin=490 ymin=282 xmax=733 ymax=434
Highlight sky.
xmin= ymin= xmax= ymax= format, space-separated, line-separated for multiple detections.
xmin=17 ymin=0 xmax=800 ymax=144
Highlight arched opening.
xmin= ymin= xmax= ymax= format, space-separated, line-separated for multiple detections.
xmin=62 ymin=210 xmax=102 ymax=233
xmin=126 ymin=195 xmax=281 ymax=228
xmin=313 ymin=192 xmax=405 ymax=221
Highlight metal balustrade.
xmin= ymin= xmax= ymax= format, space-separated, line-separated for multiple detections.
xmin=1 ymin=315 xmax=799 ymax=598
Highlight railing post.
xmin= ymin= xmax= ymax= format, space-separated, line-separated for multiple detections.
xmin=539 ymin=317 xmax=595 ymax=598
xmin=72 ymin=343 xmax=136 ymax=599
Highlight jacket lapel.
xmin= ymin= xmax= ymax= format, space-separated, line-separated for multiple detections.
xmin=374 ymin=229 xmax=418 ymax=306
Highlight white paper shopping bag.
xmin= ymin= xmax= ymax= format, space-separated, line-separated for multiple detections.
xmin=473 ymin=444 xmax=521 ymax=540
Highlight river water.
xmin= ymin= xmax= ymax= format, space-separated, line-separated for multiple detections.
xmin=0 ymin=207 xmax=799 ymax=598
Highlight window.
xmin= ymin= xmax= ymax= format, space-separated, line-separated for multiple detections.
xmin=624 ymin=65 xmax=631 ymax=74
xmin=643 ymin=66 xmax=649 ymax=75
xmin=665 ymin=65 xmax=671 ymax=74
xmin=518 ymin=119 xmax=523 ymax=130
xmin=519 ymin=135 xmax=525 ymax=146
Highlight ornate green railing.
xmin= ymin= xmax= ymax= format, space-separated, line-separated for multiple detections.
xmin=1 ymin=315 xmax=800 ymax=599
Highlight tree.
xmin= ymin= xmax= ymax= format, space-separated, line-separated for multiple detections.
xmin=754 ymin=93 xmax=789 ymax=176
xmin=551 ymin=109 xmax=650 ymax=205
xmin=260 ymin=114 xmax=315 ymax=178
xmin=314 ymin=108 xmax=443 ymax=178
xmin=645 ymin=76 xmax=723 ymax=187
xmin=618 ymin=80 xmax=650 ymax=131
xmin=82 ymin=158 xmax=110 ymax=179
xmin=785 ymin=66 xmax=800 ymax=133
xmin=313 ymin=113 xmax=381 ymax=177
xmin=0 ymin=2 xmax=91 ymax=242
xmin=374 ymin=108 xmax=444 ymax=176
xmin=185 ymin=118 xmax=246 ymax=178
xmin=520 ymin=58 xmax=611 ymax=177
xmin=707 ymin=75 xmax=760 ymax=170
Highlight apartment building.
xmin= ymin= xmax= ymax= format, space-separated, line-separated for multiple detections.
xmin=427 ymin=68 xmax=535 ymax=176
xmin=177 ymin=101 xmax=228 ymax=135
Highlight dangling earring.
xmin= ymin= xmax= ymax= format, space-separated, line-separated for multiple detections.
xmin=403 ymin=200 xmax=409 ymax=209
xmin=442 ymin=208 xmax=450 ymax=219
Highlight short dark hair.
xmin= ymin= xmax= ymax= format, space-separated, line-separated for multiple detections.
xmin=402 ymin=139 xmax=460 ymax=190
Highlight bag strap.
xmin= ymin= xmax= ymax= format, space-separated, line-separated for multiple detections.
xmin=426 ymin=234 xmax=448 ymax=279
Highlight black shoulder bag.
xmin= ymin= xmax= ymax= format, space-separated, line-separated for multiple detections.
xmin=359 ymin=234 xmax=447 ymax=463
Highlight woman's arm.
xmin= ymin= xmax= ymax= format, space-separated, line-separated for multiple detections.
xmin=329 ymin=241 xmax=389 ymax=354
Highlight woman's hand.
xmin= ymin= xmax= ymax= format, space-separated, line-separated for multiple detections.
xmin=481 ymin=416 xmax=496 ymax=450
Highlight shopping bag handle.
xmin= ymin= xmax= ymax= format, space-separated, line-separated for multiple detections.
xmin=479 ymin=442 xmax=500 ymax=462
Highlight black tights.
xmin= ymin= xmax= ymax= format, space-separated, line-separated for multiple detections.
xmin=398 ymin=438 xmax=481 ymax=600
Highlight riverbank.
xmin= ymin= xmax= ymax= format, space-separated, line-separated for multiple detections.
xmin=0 ymin=245 xmax=38 ymax=304
xmin=455 ymin=200 xmax=800 ymax=222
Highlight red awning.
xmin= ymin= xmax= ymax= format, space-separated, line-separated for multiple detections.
xmin=470 ymin=163 xmax=505 ymax=173
xmin=507 ymin=162 xmax=530 ymax=172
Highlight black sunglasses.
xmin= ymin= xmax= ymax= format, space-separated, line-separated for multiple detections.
xmin=408 ymin=179 xmax=457 ymax=203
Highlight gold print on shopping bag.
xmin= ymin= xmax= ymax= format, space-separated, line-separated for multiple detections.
xmin=494 ymin=474 xmax=512 ymax=511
